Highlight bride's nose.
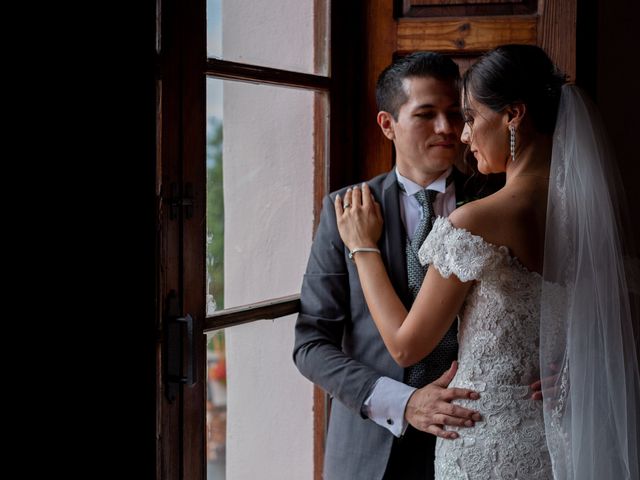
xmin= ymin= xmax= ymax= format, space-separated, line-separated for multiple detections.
xmin=461 ymin=123 xmax=471 ymax=144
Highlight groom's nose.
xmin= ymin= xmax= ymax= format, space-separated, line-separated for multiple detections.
xmin=434 ymin=113 xmax=454 ymax=135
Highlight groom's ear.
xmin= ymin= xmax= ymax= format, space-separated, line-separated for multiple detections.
xmin=506 ymin=103 xmax=526 ymax=127
xmin=377 ymin=111 xmax=396 ymax=140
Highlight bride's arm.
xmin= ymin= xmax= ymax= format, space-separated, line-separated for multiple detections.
xmin=354 ymin=246 xmax=471 ymax=367
xmin=336 ymin=183 xmax=472 ymax=367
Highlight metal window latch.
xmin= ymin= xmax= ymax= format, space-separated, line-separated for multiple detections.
xmin=168 ymin=182 xmax=194 ymax=220
xmin=164 ymin=290 xmax=196 ymax=402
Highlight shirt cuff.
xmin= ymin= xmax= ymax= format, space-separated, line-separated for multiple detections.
xmin=362 ymin=377 xmax=416 ymax=437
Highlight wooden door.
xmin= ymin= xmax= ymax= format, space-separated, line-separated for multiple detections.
xmin=358 ymin=0 xmax=577 ymax=180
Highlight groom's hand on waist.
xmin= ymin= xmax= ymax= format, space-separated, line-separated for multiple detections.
xmin=404 ymin=361 xmax=481 ymax=440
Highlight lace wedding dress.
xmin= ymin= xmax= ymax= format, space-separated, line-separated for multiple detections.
xmin=420 ymin=217 xmax=554 ymax=480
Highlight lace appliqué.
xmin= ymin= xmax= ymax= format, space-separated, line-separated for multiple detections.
xmin=422 ymin=218 xmax=553 ymax=479
xmin=418 ymin=217 xmax=502 ymax=282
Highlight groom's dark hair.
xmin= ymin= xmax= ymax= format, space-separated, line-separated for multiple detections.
xmin=376 ymin=52 xmax=461 ymax=120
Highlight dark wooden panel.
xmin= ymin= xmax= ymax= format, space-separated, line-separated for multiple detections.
xmin=594 ymin=0 xmax=640 ymax=256
xmin=397 ymin=16 xmax=537 ymax=53
xmin=539 ymin=0 xmax=576 ymax=80
xmin=400 ymin=0 xmax=536 ymax=17
xmin=361 ymin=0 xmax=397 ymax=181
xmin=329 ymin=0 xmax=363 ymax=190
xmin=181 ymin=0 xmax=207 ymax=479
xmin=158 ymin=0 xmax=184 ymax=478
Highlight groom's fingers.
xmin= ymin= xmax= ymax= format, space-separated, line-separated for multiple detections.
xmin=432 ymin=361 xmax=458 ymax=387
xmin=426 ymin=425 xmax=458 ymax=440
xmin=530 ymin=373 xmax=560 ymax=400
xmin=531 ymin=386 xmax=559 ymax=401
xmin=435 ymin=412 xmax=475 ymax=428
xmin=443 ymin=388 xmax=480 ymax=401
xmin=531 ymin=373 xmax=559 ymax=391
xmin=433 ymin=362 xmax=480 ymax=401
xmin=442 ymin=403 xmax=481 ymax=421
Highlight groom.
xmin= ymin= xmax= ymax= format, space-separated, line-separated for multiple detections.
xmin=294 ymin=52 xmax=494 ymax=479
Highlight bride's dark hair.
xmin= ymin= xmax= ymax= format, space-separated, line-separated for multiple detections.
xmin=462 ymin=44 xmax=567 ymax=134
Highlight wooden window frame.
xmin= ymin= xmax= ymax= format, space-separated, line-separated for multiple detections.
xmin=157 ymin=1 xmax=361 ymax=480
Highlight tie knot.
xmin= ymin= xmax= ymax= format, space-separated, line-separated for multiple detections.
xmin=415 ymin=189 xmax=437 ymax=206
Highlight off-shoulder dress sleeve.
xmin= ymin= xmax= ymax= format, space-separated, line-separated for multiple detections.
xmin=418 ymin=217 xmax=500 ymax=282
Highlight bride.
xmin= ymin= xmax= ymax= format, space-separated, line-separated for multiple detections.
xmin=335 ymin=44 xmax=639 ymax=479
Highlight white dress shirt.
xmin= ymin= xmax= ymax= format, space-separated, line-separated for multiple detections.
xmin=362 ymin=167 xmax=456 ymax=437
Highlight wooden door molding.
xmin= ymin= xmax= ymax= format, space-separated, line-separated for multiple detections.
xmin=180 ymin=0 xmax=207 ymax=478
xmin=397 ymin=16 xmax=538 ymax=54
xmin=157 ymin=0 xmax=207 ymax=479
xmin=538 ymin=0 xmax=577 ymax=83
xmin=401 ymin=0 xmax=537 ymax=17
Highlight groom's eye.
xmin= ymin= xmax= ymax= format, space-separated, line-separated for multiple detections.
xmin=415 ymin=111 xmax=436 ymax=119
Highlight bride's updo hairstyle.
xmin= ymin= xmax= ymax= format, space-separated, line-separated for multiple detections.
xmin=462 ymin=44 xmax=567 ymax=134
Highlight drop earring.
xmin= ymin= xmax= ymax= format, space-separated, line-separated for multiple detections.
xmin=509 ymin=125 xmax=516 ymax=162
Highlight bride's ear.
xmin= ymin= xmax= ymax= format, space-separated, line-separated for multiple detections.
xmin=506 ymin=103 xmax=526 ymax=128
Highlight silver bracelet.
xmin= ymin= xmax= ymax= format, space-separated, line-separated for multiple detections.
xmin=348 ymin=247 xmax=381 ymax=261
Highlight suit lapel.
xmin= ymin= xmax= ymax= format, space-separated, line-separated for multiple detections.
xmin=381 ymin=172 xmax=411 ymax=309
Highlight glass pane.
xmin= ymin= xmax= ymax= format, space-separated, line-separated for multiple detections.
xmin=206 ymin=78 xmax=224 ymax=313
xmin=206 ymin=321 xmax=314 ymax=479
xmin=206 ymin=0 xmax=329 ymax=76
xmin=206 ymin=77 xmax=319 ymax=312
xmin=206 ymin=331 xmax=227 ymax=477
xmin=205 ymin=77 xmax=322 ymax=477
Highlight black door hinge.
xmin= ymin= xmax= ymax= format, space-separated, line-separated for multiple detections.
xmin=164 ymin=290 xmax=196 ymax=402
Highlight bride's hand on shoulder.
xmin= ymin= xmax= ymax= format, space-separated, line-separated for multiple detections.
xmin=334 ymin=182 xmax=383 ymax=251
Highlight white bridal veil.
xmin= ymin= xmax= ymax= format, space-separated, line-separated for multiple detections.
xmin=541 ymin=85 xmax=640 ymax=479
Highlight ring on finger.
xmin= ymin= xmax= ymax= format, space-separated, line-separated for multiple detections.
xmin=343 ymin=203 xmax=351 ymax=208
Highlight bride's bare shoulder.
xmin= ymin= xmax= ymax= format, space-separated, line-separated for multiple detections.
xmin=448 ymin=187 xmax=545 ymax=260
xmin=448 ymin=194 xmax=503 ymax=236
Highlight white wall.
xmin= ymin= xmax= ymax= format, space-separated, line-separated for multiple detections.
xmin=223 ymin=1 xmax=316 ymax=477
xmin=223 ymin=0 xmax=315 ymax=74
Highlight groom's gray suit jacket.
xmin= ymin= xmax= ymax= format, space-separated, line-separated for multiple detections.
xmin=294 ymin=167 xmax=487 ymax=480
